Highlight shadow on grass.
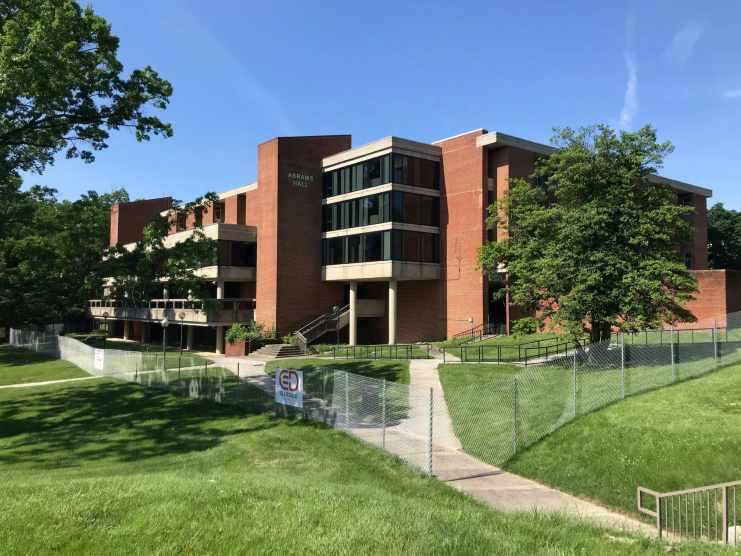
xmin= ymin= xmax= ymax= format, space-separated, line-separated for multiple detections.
xmin=273 ymin=360 xmax=406 ymax=383
xmin=0 ymin=378 xmax=321 ymax=469
xmin=0 ymin=345 xmax=60 ymax=368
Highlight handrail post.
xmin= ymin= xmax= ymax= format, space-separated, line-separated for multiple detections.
xmin=722 ymin=485 xmax=728 ymax=544
xmin=657 ymin=495 xmax=663 ymax=538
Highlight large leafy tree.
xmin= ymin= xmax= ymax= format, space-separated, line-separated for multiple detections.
xmin=0 ymin=0 xmax=173 ymax=177
xmin=102 ymin=195 xmax=223 ymax=312
xmin=708 ymin=203 xmax=741 ymax=270
xmin=0 ymin=0 xmax=174 ymax=330
xmin=0 ymin=183 xmax=129 ymax=328
xmin=478 ymin=125 xmax=698 ymax=344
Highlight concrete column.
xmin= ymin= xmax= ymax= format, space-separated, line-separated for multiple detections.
xmin=186 ymin=326 xmax=195 ymax=351
xmin=216 ymin=281 xmax=225 ymax=300
xmin=388 ymin=278 xmax=397 ymax=345
xmin=349 ymin=281 xmax=358 ymax=346
xmin=215 ymin=326 xmax=225 ymax=355
xmin=123 ymin=320 xmax=130 ymax=341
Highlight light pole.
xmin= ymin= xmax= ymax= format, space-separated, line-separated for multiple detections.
xmin=161 ymin=316 xmax=169 ymax=372
xmin=102 ymin=311 xmax=110 ymax=351
xmin=179 ymin=312 xmax=186 ymax=356
xmin=333 ymin=305 xmax=339 ymax=348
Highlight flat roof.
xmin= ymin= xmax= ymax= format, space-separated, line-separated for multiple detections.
xmin=322 ymin=136 xmax=442 ymax=170
xmin=476 ymin=131 xmax=712 ymax=197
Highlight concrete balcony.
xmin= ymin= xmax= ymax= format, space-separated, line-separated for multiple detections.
xmin=87 ymin=298 xmax=256 ymax=325
xmin=322 ymin=261 xmax=440 ymax=281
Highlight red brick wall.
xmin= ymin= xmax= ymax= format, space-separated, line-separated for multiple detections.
xmin=224 ymin=194 xmax=246 ymax=225
xmin=434 ymin=130 xmax=488 ymax=339
xmin=679 ymin=193 xmax=709 ymax=270
xmin=684 ymin=270 xmax=728 ymax=324
xmin=109 ymin=197 xmax=172 ymax=246
xmin=255 ymin=135 xmax=351 ymax=334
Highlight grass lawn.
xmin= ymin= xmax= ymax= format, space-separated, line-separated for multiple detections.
xmin=0 ymin=344 xmax=90 ymax=386
xmin=440 ymin=332 xmax=573 ymax=363
xmin=438 ymin=363 xmax=520 ymax=389
xmin=0 ymin=379 xmax=727 ymax=555
xmin=265 ymin=358 xmax=410 ymax=384
xmin=318 ymin=345 xmax=434 ymax=359
xmin=85 ymin=338 xmax=214 ymax=371
xmin=504 ymin=363 xmax=741 ymax=522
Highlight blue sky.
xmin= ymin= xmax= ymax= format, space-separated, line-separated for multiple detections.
xmin=23 ymin=0 xmax=741 ymax=208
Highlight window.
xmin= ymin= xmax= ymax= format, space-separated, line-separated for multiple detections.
xmin=214 ymin=204 xmax=223 ymax=222
xmin=230 ymin=242 xmax=256 ymax=267
xmin=322 ymin=231 xmax=439 ymax=265
xmin=322 ymin=191 xmax=439 ymax=232
xmin=684 ymin=252 xmax=693 ymax=270
xmin=681 ymin=195 xmax=692 ymax=215
xmin=322 ymin=153 xmax=437 ymax=198
xmin=176 ymin=212 xmax=186 ymax=231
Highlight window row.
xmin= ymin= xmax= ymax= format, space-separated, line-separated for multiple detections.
xmin=323 ymin=153 xmax=440 ymax=198
xmin=322 ymin=191 xmax=440 ymax=231
xmin=215 ymin=240 xmax=256 ymax=267
xmin=322 ymin=231 xmax=439 ymax=266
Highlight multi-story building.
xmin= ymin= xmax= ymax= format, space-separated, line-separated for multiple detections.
xmin=88 ymin=129 xmax=735 ymax=353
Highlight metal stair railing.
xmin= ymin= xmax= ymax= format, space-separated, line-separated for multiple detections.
xmin=451 ymin=322 xmax=507 ymax=345
xmin=295 ymin=304 xmax=350 ymax=354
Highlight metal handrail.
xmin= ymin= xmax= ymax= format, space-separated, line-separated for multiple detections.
xmin=294 ymin=304 xmax=350 ymax=354
xmin=638 ymin=480 xmax=740 ymax=543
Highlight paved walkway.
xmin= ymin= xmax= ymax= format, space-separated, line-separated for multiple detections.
xmin=410 ymin=346 xmax=654 ymax=536
xmin=201 ymin=351 xmax=655 ymax=536
xmin=0 ymin=376 xmax=100 ymax=389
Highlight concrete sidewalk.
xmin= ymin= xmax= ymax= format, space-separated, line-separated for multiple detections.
xmin=0 ymin=376 xmax=101 ymax=389
xmin=213 ymin=351 xmax=655 ymax=536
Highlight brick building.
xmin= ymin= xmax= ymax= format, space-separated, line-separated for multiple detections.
xmin=88 ymin=129 xmax=731 ymax=352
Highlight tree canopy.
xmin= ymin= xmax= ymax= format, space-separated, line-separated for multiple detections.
xmin=102 ymin=195 xmax=223 ymax=312
xmin=0 ymin=0 xmax=173 ymax=178
xmin=708 ymin=203 xmax=741 ymax=270
xmin=0 ymin=183 xmax=129 ymax=328
xmin=477 ymin=125 xmax=698 ymax=344
xmin=0 ymin=0 xmax=176 ymax=330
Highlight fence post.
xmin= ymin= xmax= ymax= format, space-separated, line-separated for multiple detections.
xmin=670 ymin=325 xmax=675 ymax=382
xmin=382 ymin=379 xmax=386 ymax=450
xmin=714 ymin=318 xmax=718 ymax=368
xmin=344 ymin=372 xmax=349 ymax=430
xmin=428 ymin=387 xmax=433 ymax=476
xmin=178 ymin=357 xmax=181 ymax=381
xmin=236 ymin=362 xmax=240 ymax=403
xmin=573 ymin=350 xmax=577 ymax=418
xmin=621 ymin=333 xmax=626 ymax=398
xmin=513 ymin=376 xmax=517 ymax=454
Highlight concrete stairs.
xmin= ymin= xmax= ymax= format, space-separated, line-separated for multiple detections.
xmin=249 ymin=343 xmax=303 ymax=359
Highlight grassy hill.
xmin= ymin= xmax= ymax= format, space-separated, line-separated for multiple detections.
xmin=504 ymin=363 xmax=741 ymax=521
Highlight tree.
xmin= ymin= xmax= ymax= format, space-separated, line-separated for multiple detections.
xmin=478 ymin=125 xmax=698 ymax=344
xmin=708 ymin=203 xmax=741 ymax=270
xmin=0 ymin=0 xmax=173 ymax=178
xmin=102 ymin=195 xmax=223 ymax=312
xmin=0 ymin=181 xmax=129 ymax=329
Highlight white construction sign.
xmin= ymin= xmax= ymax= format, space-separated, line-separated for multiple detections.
xmin=94 ymin=348 xmax=105 ymax=370
xmin=275 ymin=368 xmax=303 ymax=408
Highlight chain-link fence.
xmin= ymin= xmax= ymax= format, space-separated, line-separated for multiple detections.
xmin=441 ymin=313 xmax=741 ymax=473
xmin=9 ymin=328 xmax=467 ymax=478
xmin=11 ymin=311 xmax=740 ymax=481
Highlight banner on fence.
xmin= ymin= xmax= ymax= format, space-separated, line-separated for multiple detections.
xmin=275 ymin=368 xmax=303 ymax=408
xmin=94 ymin=349 xmax=105 ymax=370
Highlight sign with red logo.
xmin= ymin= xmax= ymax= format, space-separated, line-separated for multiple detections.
xmin=275 ymin=368 xmax=303 ymax=408
xmin=94 ymin=348 xmax=105 ymax=371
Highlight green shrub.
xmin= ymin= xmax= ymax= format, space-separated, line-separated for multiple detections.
xmin=282 ymin=334 xmax=297 ymax=345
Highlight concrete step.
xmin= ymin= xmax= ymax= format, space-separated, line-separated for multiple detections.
xmin=249 ymin=344 xmax=304 ymax=358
